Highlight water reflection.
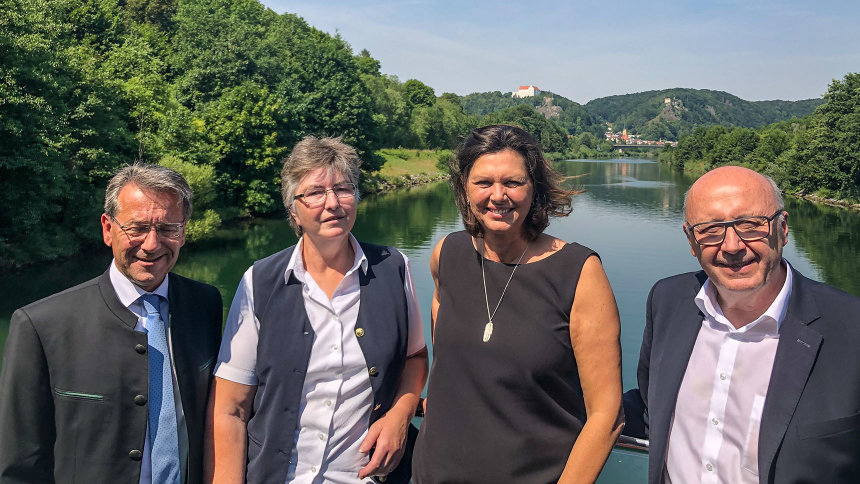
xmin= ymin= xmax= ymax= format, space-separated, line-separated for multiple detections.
xmin=354 ymin=181 xmax=462 ymax=250
xmin=557 ymin=159 xmax=691 ymax=224
xmin=785 ymin=197 xmax=860 ymax=296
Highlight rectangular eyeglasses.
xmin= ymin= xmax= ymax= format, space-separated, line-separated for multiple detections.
xmin=110 ymin=215 xmax=185 ymax=240
xmin=686 ymin=209 xmax=784 ymax=246
xmin=294 ymin=183 xmax=357 ymax=208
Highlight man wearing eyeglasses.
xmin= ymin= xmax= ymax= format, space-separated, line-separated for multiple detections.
xmin=624 ymin=165 xmax=860 ymax=484
xmin=0 ymin=163 xmax=222 ymax=484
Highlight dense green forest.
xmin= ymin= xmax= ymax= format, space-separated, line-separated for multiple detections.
xmin=0 ymin=0 xmax=486 ymax=267
xmin=659 ymin=73 xmax=860 ymax=202
xmin=584 ymin=88 xmax=823 ymax=141
xmin=461 ymin=91 xmax=604 ymax=137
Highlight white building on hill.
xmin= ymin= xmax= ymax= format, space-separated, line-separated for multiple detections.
xmin=512 ymin=85 xmax=541 ymax=98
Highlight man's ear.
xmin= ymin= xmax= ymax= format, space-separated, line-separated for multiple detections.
xmin=779 ymin=211 xmax=789 ymax=246
xmin=101 ymin=213 xmax=114 ymax=247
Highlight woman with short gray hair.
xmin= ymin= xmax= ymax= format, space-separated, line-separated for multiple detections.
xmin=207 ymin=136 xmax=428 ymax=484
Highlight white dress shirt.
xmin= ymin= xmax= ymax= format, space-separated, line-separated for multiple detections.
xmin=215 ymin=236 xmax=425 ymax=484
xmin=109 ymin=262 xmax=188 ymax=484
xmin=666 ymin=262 xmax=793 ymax=484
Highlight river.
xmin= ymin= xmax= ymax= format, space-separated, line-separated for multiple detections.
xmin=2 ymin=158 xmax=859 ymax=481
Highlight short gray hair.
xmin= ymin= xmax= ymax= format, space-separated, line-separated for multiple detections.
xmin=104 ymin=163 xmax=193 ymax=222
xmin=683 ymin=171 xmax=784 ymax=220
xmin=281 ymin=136 xmax=362 ymax=236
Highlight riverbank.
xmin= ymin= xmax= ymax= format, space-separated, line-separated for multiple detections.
xmin=668 ymin=159 xmax=860 ymax=211
xmin=361 ymin=148 xmax=450 ymax=192
xmin=793 ymin=192 xmax=860 ymax=210
xmin=366 ymin=148 xmax=656 ymax=192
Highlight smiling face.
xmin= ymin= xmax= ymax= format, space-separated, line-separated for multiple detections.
xmin=290 ymin=167 xmax=357 ymax=244
xmin=684 ymin=166 xmax=788 ymax=303
xmin=101 ymin=183 xmax=185 ymax=291
xmin=466 ymin=149 xmax=534 ymax=238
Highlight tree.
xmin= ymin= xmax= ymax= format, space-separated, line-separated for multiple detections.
xmin=482 ymin=104 xmax=568 ymax=152
xmin=361 ymin=74 xmax=411 ymax=148
xmin=102 ymin=26 xmax=171 ymax=161
xmin=355 ymin=48 xmax=381 ymax=76
xmin=169 ymin=0 xmax=272 ymax=108
xmin=708 ymin=127 xmax=758 ymax=167
xmin=0 ymin=0 xmax=133 ymax=266
xmin=403 ymin=79 xmax=436 ymax=109
xmin=201 ymin=81 xmax=287 ymax=214
xmin=125 ymin=0 xmax=178 ymax=32
xmin=263 ymin=13 xmax=378 ymax=168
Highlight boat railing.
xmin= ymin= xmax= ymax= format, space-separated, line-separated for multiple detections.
xmin=615 ymin=435 xmax=649 ymax=453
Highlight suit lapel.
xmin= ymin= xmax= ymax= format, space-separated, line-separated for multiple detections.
xmin=98 ymin=269 xmax=139 ymax=329
xmin=758 ymin=271 xmax=821 ymax=484
xmin=650 ymin=275 xmax=706 ymax=483
xmin=167 ymin=274 xmax=200 ymax=420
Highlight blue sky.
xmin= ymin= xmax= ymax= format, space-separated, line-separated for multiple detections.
xmin=262 ymin=0 xmax=859 ymax=104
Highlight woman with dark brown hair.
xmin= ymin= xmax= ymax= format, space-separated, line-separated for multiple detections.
xmin=413 ymin=125 xmax=623 ymax=483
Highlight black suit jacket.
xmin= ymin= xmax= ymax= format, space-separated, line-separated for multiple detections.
xmin=0 ymin=270 xmax=222 ymax=484
xmin=624 ymin=267 xmax=860 ymax=484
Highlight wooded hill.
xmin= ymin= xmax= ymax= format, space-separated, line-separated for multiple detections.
xmin=584 ymin=88 xmax=823 ymax=141
xmin=460 ymin=91 xmax=604 ymax=138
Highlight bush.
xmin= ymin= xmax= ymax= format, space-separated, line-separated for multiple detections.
xmin=185 ymin=209 xmax=222 ymax=242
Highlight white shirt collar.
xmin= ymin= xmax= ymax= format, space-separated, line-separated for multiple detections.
xmin=695 ymin=259 xmax=793 ymax=334
xmin=284 ymin=233 xmax=368 ymax=284
xmin=108 ymin=259 xmax=169 ymax=308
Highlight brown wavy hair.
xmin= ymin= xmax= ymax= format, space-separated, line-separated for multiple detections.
xmin=450 ymin=124 xmax=576 ymax=240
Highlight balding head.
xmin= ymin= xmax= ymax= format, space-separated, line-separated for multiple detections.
xmin=684 ymin=166 xmax=783 ymax=222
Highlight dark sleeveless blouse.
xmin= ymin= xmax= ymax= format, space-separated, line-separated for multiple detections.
xmin=413 ymin=231 xmax=597 ymax=484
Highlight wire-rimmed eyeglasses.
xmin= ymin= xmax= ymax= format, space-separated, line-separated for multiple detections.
xmin=685 ymin=209 xmax=784 ymax=246
xmin=109 ymin=214 xmax=185 ymax=241
xmin=294 ymin=183 xmax=357 ymax=208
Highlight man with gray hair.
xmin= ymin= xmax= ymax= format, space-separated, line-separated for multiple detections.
xmin=0 ymin=163 xmax=222 ymax=484
xmin=624 ymin=165 xmax=860 ymax=484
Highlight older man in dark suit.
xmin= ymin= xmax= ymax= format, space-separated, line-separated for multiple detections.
xmin=0 ymin=164 xmax=222 ymax=484
xmin=624 ymin=166 xmax=860 ymax=484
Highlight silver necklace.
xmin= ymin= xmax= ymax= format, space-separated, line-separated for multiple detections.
xmin=480 ymin=239 xmax=530 ymax=342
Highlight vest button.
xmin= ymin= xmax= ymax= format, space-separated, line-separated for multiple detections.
xmin=368 ymin=366 xmax=378 ymax=376
xmin=135 ymin=344 xmax=146 ymax=354
xmin=129 ymin=449 xmax=143 ymax=461
xmin=355 ymin=327 xmax=365 ymax=338
xmin=134 ymin=394 xmax=147 ymax=406
xmin=377 ymin=476 xmax=388 ymax=482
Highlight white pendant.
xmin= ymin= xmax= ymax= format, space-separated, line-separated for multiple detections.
xmin=482 ymin=321 xmax=494 ymax=342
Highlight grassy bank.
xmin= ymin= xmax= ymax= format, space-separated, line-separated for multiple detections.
xmin=362 ymin=148 xmax=451 ymax=192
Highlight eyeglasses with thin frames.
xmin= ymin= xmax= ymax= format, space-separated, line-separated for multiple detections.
xmin=293 ymin=183 xmax=357 ymax=208
xmin=109 ymin=214 xmax=185 ymax=241
xmin=685 ymin=209 xmax=784 ymax=246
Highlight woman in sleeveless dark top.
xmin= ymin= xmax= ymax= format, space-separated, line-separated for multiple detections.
xmin=413 ymin=125 xmax=623 ymax=483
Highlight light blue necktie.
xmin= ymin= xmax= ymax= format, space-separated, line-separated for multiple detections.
xmin=141 ymin=294 xmax=181 ymax=484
